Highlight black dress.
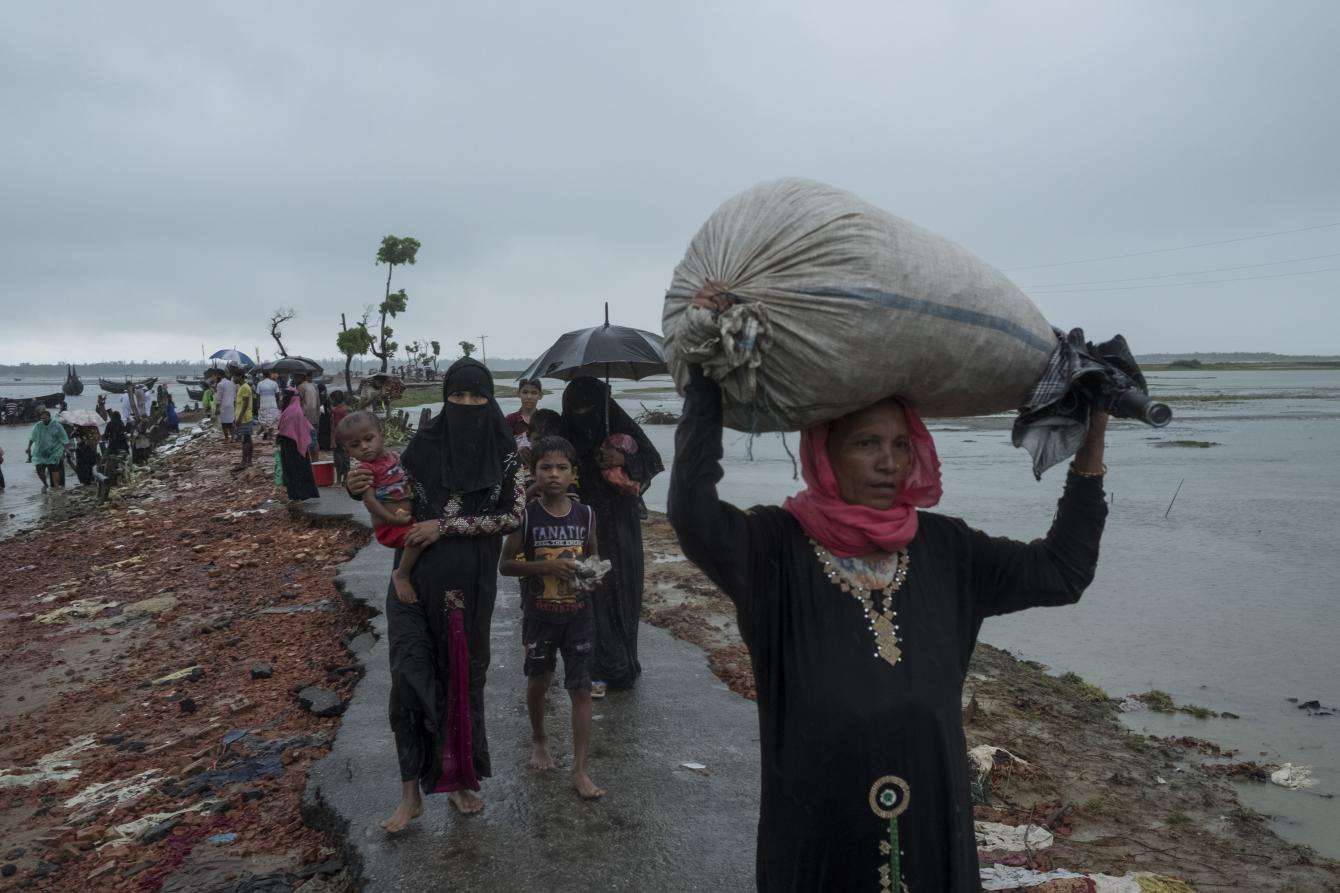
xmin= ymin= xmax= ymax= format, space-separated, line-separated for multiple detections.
xmin=668 ymin=370 xmax=1107 ymax=892
xmin=277 ymin=436 xmax=319 ymax=501
xmin=562 ymin=378 xmax=664 ymax=689
xmin=386 ymin=453 xmax=524 ymax=790
xmin=384 ymin=360 xmax=525 ymax=793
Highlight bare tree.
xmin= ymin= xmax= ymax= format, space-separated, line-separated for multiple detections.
xmin=269 ymin=307 xmax=297 ymax=358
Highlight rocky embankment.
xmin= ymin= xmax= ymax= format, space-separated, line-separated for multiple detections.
xmin=0 ymin=435 xmax=369 ymax=891
xmin=640 ymin=515 xmax=1340 ymax=892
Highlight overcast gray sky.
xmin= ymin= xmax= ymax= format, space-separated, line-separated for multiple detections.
xmin=3 ymin=1 xmax=1337 ymax=363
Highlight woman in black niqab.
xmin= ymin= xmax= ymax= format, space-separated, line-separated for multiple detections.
xmin=355 ymin=357 xmax=524 ymax=830
xmin=561 ymin=377 xmax=663 ymax=690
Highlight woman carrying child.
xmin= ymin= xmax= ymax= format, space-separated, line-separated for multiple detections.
xmin=346 ymin=358 xmax=524 ymax=830
xmin=561 ymin=378 xmax=662 ymax=694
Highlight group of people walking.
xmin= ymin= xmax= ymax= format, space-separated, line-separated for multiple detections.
xmin=342 ymin=360 xmax=663 ymax=825
xmin=203 ymin=365 xmax=349 ymax=503
xmin=334 ymin=294 xmax=1115 ymax=891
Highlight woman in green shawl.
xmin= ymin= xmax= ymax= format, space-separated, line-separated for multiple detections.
xmin=27 ymin=409 xmax=69 ymax=489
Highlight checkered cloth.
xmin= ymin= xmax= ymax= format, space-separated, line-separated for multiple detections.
xmin=1012 ymin=329 xmax=1147 ymax=479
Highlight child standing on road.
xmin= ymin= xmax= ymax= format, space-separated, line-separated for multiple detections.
xmin=337 ymin=411 xmax=421 ymax=604
xmin=500 ymin=436 xmax=604 ymax=800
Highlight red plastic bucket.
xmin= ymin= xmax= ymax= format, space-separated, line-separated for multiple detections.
xmin=311 ymin=459 xmax=335 ymax=488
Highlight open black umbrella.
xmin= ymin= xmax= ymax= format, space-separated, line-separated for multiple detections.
xmin=263 ymin=356 xmax=324 ymax=376
xmin=517 ymin=304 xmax=666 ymax=383
xmin=518 ymin=303 xmax=667 ymax=429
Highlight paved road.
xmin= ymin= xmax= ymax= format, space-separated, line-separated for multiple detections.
xmin=301 ymin=490 xmax=760 ymax=891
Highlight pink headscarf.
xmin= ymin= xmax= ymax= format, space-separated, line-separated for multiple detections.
xmin=783 ymin=399 xmax=942 ymax=558
xmin=276 ymin=389 xmax=313 ymax=457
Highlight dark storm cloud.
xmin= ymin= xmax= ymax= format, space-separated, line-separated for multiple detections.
xmin=2 ymin=1 xmax=1337 ymax=362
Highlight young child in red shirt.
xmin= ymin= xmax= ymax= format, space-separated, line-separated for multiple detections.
xmin=337 ymin=411 xmax=420 ymax=603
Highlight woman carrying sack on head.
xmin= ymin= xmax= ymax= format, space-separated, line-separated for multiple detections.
xmin=668 ymin=292 xmax=1109 ymax=891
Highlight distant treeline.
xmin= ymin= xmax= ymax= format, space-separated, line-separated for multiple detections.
xmin=1 ymin=356 xmax=538 ymax=377
xmin=1135 ymin=352 xmax=1340 ymax=363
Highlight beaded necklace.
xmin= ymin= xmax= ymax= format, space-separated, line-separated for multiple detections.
xmin=811 ymin=539 xmax=910 ymax=668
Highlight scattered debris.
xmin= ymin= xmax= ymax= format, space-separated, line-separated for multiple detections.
xmin=63 ymin=769 xmax=162 ymax=811
xmin=0 ymin=735 xmax=96 ymax=788
xmin=635 ymin=403 xmax=681 ymax=425
xmin=35 ymin=599 xmax=119 ymax=624
xmin=155 ymin=665 xmax=204 ymax=685
xmin=969 ymin=745 xmax=1031 ymax=779
xmin=1294 ymin=698 xmax=1336 ymax=716
xmin=261 ymin=599 xmax=335 ymax=614
xmin=101 ymin=803 xmax=210 ymax=848
xmin=297 ymin=686 xmax=344 ymax=717
xmin=1270 ymin=763 xmax=1318 ymax=790
xmin=123 ymin=594 xmax=179 ymax=616
xmin=975 ymin=820 xmax=1054 ymax=852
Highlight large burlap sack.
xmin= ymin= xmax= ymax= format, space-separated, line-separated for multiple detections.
xmin=662 ymin=178 xmax=1058 ymax=432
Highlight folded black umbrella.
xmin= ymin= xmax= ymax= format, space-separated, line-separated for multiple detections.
xmin=1013 ymin=329 xmax=1171 ymax=479
xmin=518 ymin=304 xmax=667 ymax=383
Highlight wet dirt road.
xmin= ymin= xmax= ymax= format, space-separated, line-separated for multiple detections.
xmin=300 ymin=492 xmax=760 ymax=891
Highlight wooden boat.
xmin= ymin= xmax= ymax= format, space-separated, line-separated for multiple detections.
xmin=99 ymin=377 xmax=158 ymax=394
xmin=0 ymin=392 xmax=65 ymax=425
xmin=63 ymin=365 xmax=85 ymax=396
xmin=187 ymin=386 xmax=205 ymax=401
xmin=177 ymin=375 xmax=205 ymax=385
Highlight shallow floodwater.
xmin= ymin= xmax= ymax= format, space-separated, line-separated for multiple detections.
xmin=504 ymin=369 xmax=1340 ymax=857
xmin=0 ymin=377 xmax=199 ymax=537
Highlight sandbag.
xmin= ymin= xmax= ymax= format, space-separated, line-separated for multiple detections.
xmin=662 ymin=178 xmax=1058 ymax=431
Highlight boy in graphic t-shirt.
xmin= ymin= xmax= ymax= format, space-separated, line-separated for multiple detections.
xmin=500 ymin=435 xmax=604 ymax=800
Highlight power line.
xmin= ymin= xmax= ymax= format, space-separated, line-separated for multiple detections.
xmin=1024 ymin=265 xmax=1340 ymax=295
xmin=1005 ymin=221 xmax=1340 ymax=272
xmin=1023 ymin=251 xmax=1340 ymax=289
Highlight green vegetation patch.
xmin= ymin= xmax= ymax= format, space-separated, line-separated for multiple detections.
xmin=1135 ymin=689 xmax=1221 ymax=719
xmin=1136 ymin=690 xmax=1176 ymax=712
xmin=1060 ymin=671 xmax=1110 ymax=704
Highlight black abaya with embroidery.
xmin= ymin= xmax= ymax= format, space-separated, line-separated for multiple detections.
xmin=384 ymin=359 xmax=524 ymax=794
xmin=668 ymin=369 xmax=1108 ymax=892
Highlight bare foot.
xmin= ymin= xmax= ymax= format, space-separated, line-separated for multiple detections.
xmin=392 ymin=572 xmax=418 ymax=604
xmin=380 ymin=793 xmax=422 ymax=833
xmin=529 ymin=741 xmax=556 ymax=770
xmin=571 ymin=771 xmax=605 ymax=800
xmin=448 ymin=789 xmax=484 ymax=814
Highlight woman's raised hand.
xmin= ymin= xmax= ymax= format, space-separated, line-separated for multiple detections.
xmin=690 ymin=279 xmax=735 ymax=314
xmin=345 ymin=465 xmax=373 ymax=497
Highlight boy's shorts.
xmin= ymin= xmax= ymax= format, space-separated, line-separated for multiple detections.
xmin=375 ymin=523 xmax=412 ymax=549
xmin=235 ymin=421 xmax=254 ymax=438
xmin=522 ymin=615 xmax=594 ymax=691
